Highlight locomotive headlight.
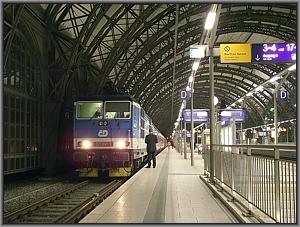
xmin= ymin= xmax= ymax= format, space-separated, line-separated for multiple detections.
xmin=116 ymin=140 xmax=126 ymax=149
xmin=82 ymin=140 xmax=92 ymax=149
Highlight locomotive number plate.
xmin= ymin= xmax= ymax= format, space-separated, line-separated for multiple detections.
xmin=93 ymin=142 xmax=113 ymax=147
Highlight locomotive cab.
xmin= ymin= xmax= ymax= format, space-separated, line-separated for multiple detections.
xmin=73 ymin=96 xmax=144 ymax=177
xmin=72 ymin=95 xmax=165 ymax=178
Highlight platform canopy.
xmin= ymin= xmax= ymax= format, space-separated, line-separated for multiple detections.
xmin=3 ymin=3 xmax=296 ymax=135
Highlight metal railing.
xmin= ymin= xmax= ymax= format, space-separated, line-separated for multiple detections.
xmin=203 ymin=144 xmax=296 ymax=223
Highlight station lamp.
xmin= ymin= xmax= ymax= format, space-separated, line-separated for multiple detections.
xmin=255 ymin=85 xmax=264 ymax=92
xmin=204 ymin=5 xmax=217 ymax=30
xmin=269 ymin=76 xmax=280 ymax=83
xmin=288 ymin=64 xmax=296 ymax=71
xmin=192 ymin=61 xmax=200 ymax=71
xmin=214 ymin=96 xmax=219 ymax=106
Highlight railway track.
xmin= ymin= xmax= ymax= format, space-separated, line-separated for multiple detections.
xmin=4 ymin=179 xmax=125 ymax=224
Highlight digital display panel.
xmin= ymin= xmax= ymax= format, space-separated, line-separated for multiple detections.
xmin=220 ymin=109 xmax=245 ymax=122
xmin=182 ymin=109 xmax=208 ymax=122
xmin=251 ymin=43 xmax=296 ymax=63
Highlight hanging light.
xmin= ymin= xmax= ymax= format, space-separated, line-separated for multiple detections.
xmin=214 ymin=96 xmax=219 ymax=106
xmin=255 ymin=85 xmax=264 ymax=92
xmin=192 ymin=61 xmax=200 ymax=71
xmin=288 ymin=64 xmax=296 ymax=71
xmin=204 ymin=12 xmax=216 ymax=30
xmin=269 ymin=76 xmax=280 ymax=83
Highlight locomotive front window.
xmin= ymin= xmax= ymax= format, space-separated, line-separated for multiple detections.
xmin=105 ymin=101 xmax=131 ymax=119
xmin=76 ymin=102 xmax=103 ymax=119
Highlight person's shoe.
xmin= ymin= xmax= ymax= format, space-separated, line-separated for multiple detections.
xmin=146 ymin=166 xmax=151 ymax=168
xmin=153 ymin=166 xmax=156 ymax=168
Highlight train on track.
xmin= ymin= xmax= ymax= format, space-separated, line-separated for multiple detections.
xmin=66 ymin=95 xmax=166 ymax=177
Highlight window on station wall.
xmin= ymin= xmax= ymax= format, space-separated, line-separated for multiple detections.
xmin=5 ymin=34 xmax=41 ymax=97
xmin=3 ymin=29 xmax=42 ymax=170
xmin=4 ymin=94 xmax=41 ymax=156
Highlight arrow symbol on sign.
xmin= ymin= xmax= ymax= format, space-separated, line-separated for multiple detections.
xmin=255 ymin=54 xmax=260 ymax=61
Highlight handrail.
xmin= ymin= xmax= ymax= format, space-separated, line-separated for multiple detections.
xmin=210 ymin=144 xmax=296 ymax=149
xmin=202 ymin=144 xmax=296 ymax=223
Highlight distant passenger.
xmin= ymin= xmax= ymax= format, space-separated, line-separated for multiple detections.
xmin=145 ymin=127 xmax=158 ymax=168
xmin=167 ymin=141 xmax=172 ymax=151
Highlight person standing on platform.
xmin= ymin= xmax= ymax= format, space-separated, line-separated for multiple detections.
xmin=145 ymin=127 xmax=158 ymax=168
xmin=167 ymin=141 xmax=172 ymax=151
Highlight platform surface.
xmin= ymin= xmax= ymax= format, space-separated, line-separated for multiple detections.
xmin=80 ymin=148 xmax=236 ymax=223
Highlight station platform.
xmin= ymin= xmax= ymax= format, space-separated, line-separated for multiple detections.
xmin=80 ymin=148 xmax=237 ymax=223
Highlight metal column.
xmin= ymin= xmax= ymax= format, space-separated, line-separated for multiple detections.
xmin=209 ymin=46 xmax=215 ymax=182
xmin=191 ymin=74 xmax=194 ymax=166
xmin=184 ymin=122 xmax=187 ymax=159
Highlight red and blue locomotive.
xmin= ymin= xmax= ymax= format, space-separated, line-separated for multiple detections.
xmin=71 ymin=95 xmax=166 ymax=177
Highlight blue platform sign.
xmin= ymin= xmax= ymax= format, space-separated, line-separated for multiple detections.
xmin=251 ymin=43 xmax=296 ymax=63
xmin=182 ymin=109 xmax=208 ymax=122
xmin=180 ymin=90 xmax=190 ymax=100
xmin=277 ymin=90 xmax=288 ymax=101
xmin=220 ymin=109 xmax=245 ymax=122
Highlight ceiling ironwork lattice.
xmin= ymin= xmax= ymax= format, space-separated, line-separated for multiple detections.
xmin=4 ymin=3 xmax=297 ymax=136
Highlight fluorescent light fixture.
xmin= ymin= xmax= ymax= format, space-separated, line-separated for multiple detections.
xmin=204 ymin=12 xmax=216 ymax=30
xmin=269 ymin=76 xmax=279 ymax=83
xmin=192 ymin=61 xmax=200 ymax=71
xmin=246 ymin=92 xmax=253 ymax=97
xmin=238 ymin=98 xmax=244 ymax=103
xmin=255 ymin=85 xmax=264 ymax=92
xmin=214 ymin=96 xmax=219 ymax=106
xmin=188 ymin=75 xmax=194 ymax=83
xmin=288 ymin=64 xmax=296 ymax=71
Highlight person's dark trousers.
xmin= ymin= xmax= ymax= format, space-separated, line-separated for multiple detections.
xmin=147 ymin=152 xmax=156 ymax=167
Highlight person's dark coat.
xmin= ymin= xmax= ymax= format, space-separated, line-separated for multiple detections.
xmin=145 ymin=133 xmax=158 ymax=153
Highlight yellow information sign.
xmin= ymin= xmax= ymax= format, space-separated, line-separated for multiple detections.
xmin=220 ymin=44 xmax=251 ymax=63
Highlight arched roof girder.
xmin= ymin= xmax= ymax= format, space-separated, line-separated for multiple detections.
xmin=85 ymin=5 xmax=134 ymax=58
xmin=147 ymin=75 xmax=266 ymax=125
xmin=145 ymin=69 xmax=267 ymax=111
xmin=124 ymin=22 xmax=208 ymax=90
xmin=138 ymin=54 xmax=274 ymax=108
xmin=36 ymin=3 xmax=296 ymax=134
xmin=149 ymin=87 xmax=265 ymax=131
xmin=94 ymin=5 xmax=166 ymax=93
xmin=117 ymin=5 xmax=210 ymax=87
xmin=117 ymin=4 xmax=296 ymax=93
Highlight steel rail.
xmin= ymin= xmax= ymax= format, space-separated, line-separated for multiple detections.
xmin=55 ymin=179 xmax=125 ymax=223
xmin=3 ymin=180 xmax=89 ymax=223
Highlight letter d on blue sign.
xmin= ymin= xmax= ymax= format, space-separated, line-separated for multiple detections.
xmin=180 ymin=90 xmax=187 ymax=99
xmin=277 ymin=90 xmax=287 ymax=101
